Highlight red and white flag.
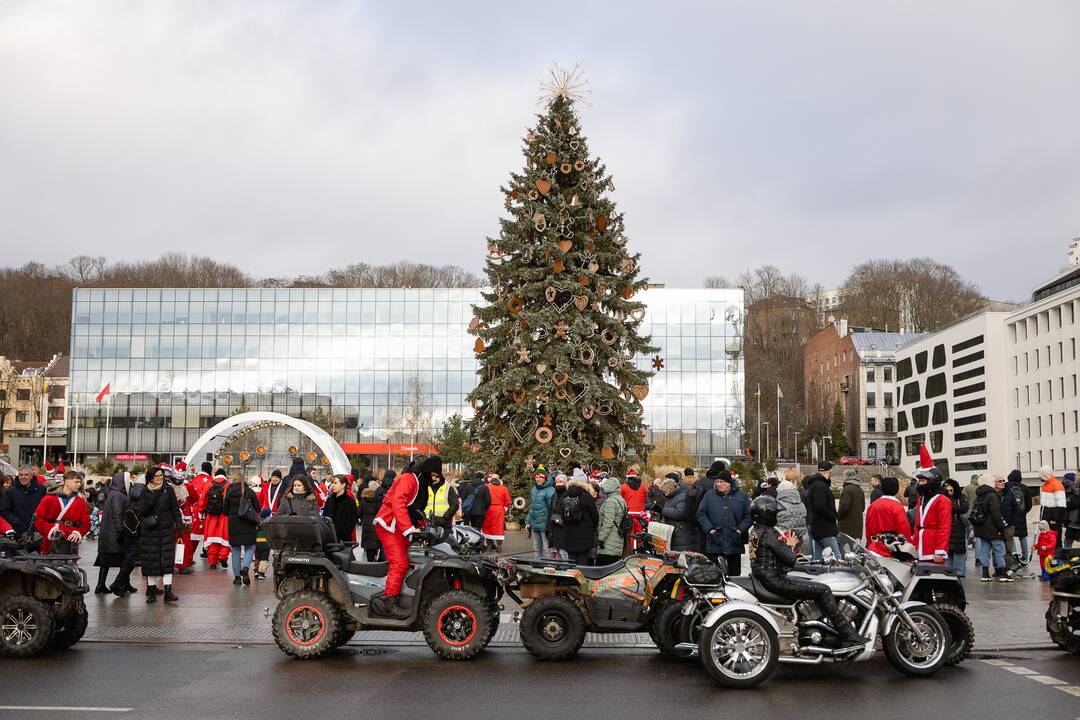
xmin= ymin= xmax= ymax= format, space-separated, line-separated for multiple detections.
xmin=95 ymin=383 xmax=111 ymax=403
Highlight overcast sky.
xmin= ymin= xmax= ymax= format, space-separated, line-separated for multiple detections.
xmin=1 ymin=1 xmax=1078 ymax=302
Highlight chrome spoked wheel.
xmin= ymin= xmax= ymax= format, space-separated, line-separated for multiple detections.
xmin=710 ymin=618 xmax=771 ymax=678
xmin=884 ymin=607 xmax=950 ymax=676
xmin=1 ymin=608 xmax=37 ymax=646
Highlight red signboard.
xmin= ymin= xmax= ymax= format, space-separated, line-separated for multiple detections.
xmin=339 ymin=443 xmax=439 ymax=456
xmin=114 ymin=453 xmax=148 ymax=461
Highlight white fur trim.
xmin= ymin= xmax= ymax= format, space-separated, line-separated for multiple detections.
xmin=403 ymin=526 xmax=418 ymax=537
xmin=204 ymin=536 xmax=230 ymax=548
xmin=482 ymin=532 xmax=505 ymax=541
xmin=190 ymin=533 xmax=204 ymax=541
xmin=373 ymin=517 xmax=396 ymax=533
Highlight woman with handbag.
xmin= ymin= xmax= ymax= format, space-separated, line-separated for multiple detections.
xmin=223 ymin=473 xmax=260 ymax=586
xmin=130 ymin=466 xmax=184 ymax=603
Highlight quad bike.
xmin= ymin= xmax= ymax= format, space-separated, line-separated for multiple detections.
xmin=1046 ymin=546 xmax=1080 ymax=654
xmin=268 ymin=516 xmax=502 ymax=660
xmin=692 ymin=533 xmax=953 ymax=688
xmin=499 ymin=529 xmax=704 ymax=661
xmin=867 ymin=532 xmax=974 ymax=666
xmin=0 ymin=534 xmax=90 ymax=658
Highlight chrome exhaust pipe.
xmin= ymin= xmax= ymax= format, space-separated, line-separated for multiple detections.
xmin=779 ymin=655 xmax=825 ymax=665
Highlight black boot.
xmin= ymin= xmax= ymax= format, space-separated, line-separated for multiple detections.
xmin=371 ymin=593 xmax=410 ymax=619
xmin=146 ymin=586 xmax=158 ymax=604
xmin=241 ymin=568 xmax=251 ymax=586
xmin=95 ymin=568 xmax=111 ymax=594
xmin=828 ymin=612 xmax=867 ymax=647
xmin=163 ymin=585 xmax=179 ymax=603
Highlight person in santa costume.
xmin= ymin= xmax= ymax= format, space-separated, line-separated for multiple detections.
xmin=258 ymin=468 xmax=287 ymax=515
xmin=620 ymin=468 xmax=648 ymax=547
xmin=34 ymin=471 xmax=91 ymax=555
xmin=912 ymin=446 xmax=951 ymax=563
xmin=372 ymin=455 xmax=442 ymax=619
xmin=188 ymin=461 xmax=213 ymax=558
xmin=172 ymin=462 xmax=199 ymax=575
xmin=481 ymin=474 xmax=511 ymax=552
xmin=864 ymin=476 xmax=911 ymax=556
xmin=198 ymin=468 xmax=231 ymax=569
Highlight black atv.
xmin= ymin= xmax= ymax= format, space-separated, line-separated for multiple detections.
xmin=1046 ymin=546 xmax=1080 ymax=654
xmin=267 ymin=516 xmax=502 ymax=661
xmin=0 ymin=535 xmax=90 ymax=658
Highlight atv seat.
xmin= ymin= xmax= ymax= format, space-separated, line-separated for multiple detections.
xmin=728 ymin=576 xmax=792 ymax=605
xmin=347 ymin=561 xmax=389 ymax=577
xmin=577 ymin=560 xmax=627 ymax=580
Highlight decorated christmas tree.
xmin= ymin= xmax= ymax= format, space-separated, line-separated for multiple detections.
xmin=467 ymin=66 xmax=658 ymax=484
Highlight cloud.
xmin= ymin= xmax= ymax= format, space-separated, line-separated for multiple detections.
xmin=0 ymin=0 xmax=1078 ymax=301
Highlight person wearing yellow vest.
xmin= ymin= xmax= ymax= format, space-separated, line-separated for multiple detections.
xmin=424 ymin=473 xmax=459 ymax=530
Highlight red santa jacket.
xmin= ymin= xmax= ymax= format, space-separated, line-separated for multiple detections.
xmin=0 ymin=515 xmax=12 ymax=535
xmin=864 ymin=495 xmax=910 ymax=557
xmin=620 ymin=481 xmax=647 ymax=513
xmin=34 ymin=494 xmax=91 ymax=554
xmin=915 ymin=492 xmax=952 ymax=562
xmin=374 ymin=472 xmax=420 ymax=538
xmin=259 ymin=479 xmax=287 ymax=514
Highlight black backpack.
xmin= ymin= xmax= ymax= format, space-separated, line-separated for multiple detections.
xmin=205 ymin=481 xmax=227 ymax=516
xmin=617 ymin=506 xmax=632 ymax=538
xmin=560 ymin=495 xmax=583 ymax=524
xmin=969 ymin=494 xmax=988 ymax=527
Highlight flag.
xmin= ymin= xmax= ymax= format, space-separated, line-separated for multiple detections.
xmin=754 ymin=384 xmax=761 ymax=398
xmin=95 ymin=383 xmax=111 ymax=403
xmin=777 ymin=384 xmax=784 ymax=399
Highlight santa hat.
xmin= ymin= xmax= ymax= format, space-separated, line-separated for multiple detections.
xmin=914 ymin=444 xmax=936 ymax=478
xmin=175 ymin=460 xmax=187 ymax=472
xmin=44 ymin=460 xmax=54 ymax=473
xmin=626 ymin=469 xmax=638 ymax=477
xmin=57 ymin=461 xmax=66 ymax=474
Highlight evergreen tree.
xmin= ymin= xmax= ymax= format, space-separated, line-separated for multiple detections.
xmin=433 ymin=413 xmax=475 ymax=467
xmin=467 ymin=67 xmax=656 ymax=486
xmin=829 ymin=399 xmax=852 ymax=458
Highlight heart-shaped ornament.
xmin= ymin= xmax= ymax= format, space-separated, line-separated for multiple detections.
xmin=551 ymin=371 xmax=569 ymax=386
xmin=559 ymin=447 xmax=572 ymax=458
xmin=569 ymin=140 xmax=579 ymax=150
xmin=572 ymin=295 xmax=589 ymax=311
xmin=567 ymin=377 xmax=589 ymax=404
xmin=536 ymin=178 xmax=552 ymax=196
xmin=629 ymin=307 xmax=646 ymax=322
xmin=468 ymin=316 xmax=481 ymax=330
xmin=557 ymin=239 xmax=572 ymax=253
xmin=601 ymin=447 xmax=615 ymax=460
xmin=553 ymin=259 xmax=565 ymax=273
xmin=536 ymin=363 xmax=548 ymax=374
xmin=588 ymin=262 xmax=599 ymax=273
xmin=631 ymin=384 xmax=649 ymax=401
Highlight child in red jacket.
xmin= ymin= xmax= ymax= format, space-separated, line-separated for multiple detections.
xmin=1034 ymin=520 xmax=1058 ymax=581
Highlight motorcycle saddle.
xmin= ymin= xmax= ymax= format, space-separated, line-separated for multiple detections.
xmin=347 ymin=561 xmax=390 ymax=577
xmin=577 ymin=560 xmax=627 ymax=580
xmin=728 ymin=576 xmax=791 ymax=605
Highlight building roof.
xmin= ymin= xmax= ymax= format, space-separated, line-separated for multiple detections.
xmin=850 ymin=332 xmax=927 ymax=353
xmin=43 ymin=355 xmax=69 ymax=378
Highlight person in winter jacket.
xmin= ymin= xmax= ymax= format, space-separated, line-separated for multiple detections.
xmin=943 ymin=479 xmax=969 ymax=577
xmin=481 ymin=474 xmax=511 ymax=551
xmin=198 ymin=469 xmax=231 ymax=569
xmin=620 ymin=469 xmax=648 ymax=539
xmin=552 ymin=479 xmax=599 ymax=564
xmin=661 ymin=480 xmax=700 ymax=552
xmin=865 ymin=476 xmax=910 ymax=557
xmin=836 ymin=469 xmax=865 ymax=540
xmin=647 ymin=476 xmax=668 ymax=514
xmin=131 ymin=466 xmax=184 ymax=603
xmin=374 ymin=469 xmax=396 ymax=507
xmin=971 ymin=474 xmax=1009 ymax=581
xmin=1033 ymin=520 xmax=1057 ymax=580
xmin=466 ymin=475 xmax=492 ymax=530
xmin=259 ymin=468 xmax=287 ymax=515
xmin=94 ymin=472 xmax=134 ymax=594
xmin=424 ymin=471 xmax=459 ymax=532
xmin=1002 ymin=469 xmax=1031 ymax=564
xmin=806 ymin=461 xmax=840 ymax=560
xmin=526 ymin=472 xmax=555 ymax=557
xmin=697 ymin=470 xmax=752 ymax=574
xmin=904 ymin=478 xmax=919 ymax=510
xmin=35 ymin=471 xmax=91 ymax=556
xmin=1039 ymin=465 xmax=1067 ymax=549
xmin=279 ymin=475 xmax=320 ymax=517
xmin=1064 ymin=472 xmax=1080 ymax=548
xmin=546 ymin=473 xmax=570 ymax=559
xmin=0 ymin=466 xmax=46 ymax=537
xmin=323 ymin=474 xmax=359 ymax=545
xmin=223 ymin=474 xmax=260 ymax=586
xmin=869 ymin=474 xmax=884 ymax=503
xmin=596 ymin=475 xmax=628 ymax=565
xmin=775 ymin=478 xmax=808 ymax=552
xmin=358 ymin=480 xmax=383 ymax=561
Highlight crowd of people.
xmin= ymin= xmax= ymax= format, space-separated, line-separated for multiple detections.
xmin=1 ymin=449 xmax=1078 ymax=609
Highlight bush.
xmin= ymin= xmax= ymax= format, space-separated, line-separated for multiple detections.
xmin=765 ymin=457 xmax=778 ymax=472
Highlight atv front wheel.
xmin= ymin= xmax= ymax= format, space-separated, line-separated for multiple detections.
xmin=931 ymin=603 xmax=974 ymax=665
xmin=519 ymin=595 xmax=586 ymax=661
xmin=272 ymin=591 xmax=341 ymax=660
xmin=421 ymin=590 xmax=492 ymax=660
xmin=49 ymin=601 xmax=89 ymax=650
xmin=651 ymin=601 xmax=689 ymax=659
xmin=0 ymin=596 xmax=55 ymax=659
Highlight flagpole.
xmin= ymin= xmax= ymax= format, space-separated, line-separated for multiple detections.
xmin=777 ymin=384 xmax=781 ymax=461
xmin=41 ymin=382 xmax=48 ymax=467
xmin=756 ymin=383 xmax=761 ymax=463
xmin=104 ymin=395 xmax=112 ymax=461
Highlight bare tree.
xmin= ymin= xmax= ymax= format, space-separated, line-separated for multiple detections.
xmin=387 ymin=374 xmax=434 ymax=451
xmin=840 ymin=258 xmax=984 ymax=332
xmin=64 ymin=255 xmax=106 ymax=285
xmin=703 ymin=275 xmax=731 ymax=288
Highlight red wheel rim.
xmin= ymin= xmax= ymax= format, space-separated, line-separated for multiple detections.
xmin=285 ymin=604 xmax=326 ymax=648
xmin=437 ymin=605 xmax=478 ymax=647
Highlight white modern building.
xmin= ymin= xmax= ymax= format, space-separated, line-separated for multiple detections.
xmin=1005 ymin=260 xmax=1080 ymax=474
xmin=895 ymin=305 xmax=1016 ymax=480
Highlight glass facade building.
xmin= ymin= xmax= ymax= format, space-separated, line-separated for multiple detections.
xmin=68 ymin=287 xmax=744 ymax=465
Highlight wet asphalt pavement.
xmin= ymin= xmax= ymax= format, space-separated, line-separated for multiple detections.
xmin=1 ymin=643 xmax=1078 ymax=719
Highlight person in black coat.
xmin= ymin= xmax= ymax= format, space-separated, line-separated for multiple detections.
xmin=375 ymin=469 xmax=396 ymax=506
xmin=322 ymin=474 xmax=359 ymax=546
xmin=553 ymin=481 xmax=599 ymax=564
xmin=661 ymin=480 xmax=701 ymax=552
xmin=1003 ymin=469 xmax=1031 ymax=562
xmin=546 ymin=473 xmax=570 ymax=558
xmin=223 ymin=475 xmax=260 ymax=586
xmin=466 ymin=475 xmax=491 ymax=530
xmin=0 ymin=467 xmax=46 ymax=537
xmin=131 ymin=467 xmax=183 ymax=603
xmin=806 ymin=461 xmax=840 ymax=560
xmin=971 ymin=474 xmax=1008 ymax=581
xmin=943 ymin=479 xmax=969 ymax=578
xmin=358 ymin=480 xmax=383 ymax=561
xmin=647 ymin=476 xmax=668 ymax=514
xmin=94 ymin=472 xmax=136 ymax=595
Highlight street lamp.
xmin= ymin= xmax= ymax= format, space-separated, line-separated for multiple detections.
xmin=762 ymin=422 xmax=770 ymax=461
xmin=823 ymin=434 xmax=832 ymax=461
xmin=793 ymin=431 xmax=800 ymax=464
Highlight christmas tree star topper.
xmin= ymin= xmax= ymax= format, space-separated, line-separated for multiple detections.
xmin=539 ymin=63 xmax=591 ymax=106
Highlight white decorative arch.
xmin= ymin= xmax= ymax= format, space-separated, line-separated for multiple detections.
xmin=182 ymin=411 xmax=351 ymax=476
